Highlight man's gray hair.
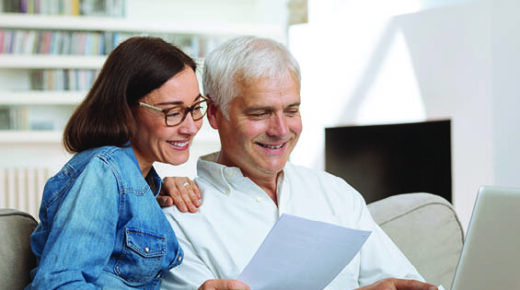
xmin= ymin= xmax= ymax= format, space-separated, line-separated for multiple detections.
xmin=202 ymin=36 xmax=301 ymax=119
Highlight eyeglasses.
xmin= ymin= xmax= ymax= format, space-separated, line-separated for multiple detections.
xmin=139 ymin=95 xmax=209 ymax=127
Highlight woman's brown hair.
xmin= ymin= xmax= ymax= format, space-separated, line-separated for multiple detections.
xmin=63 ymin=36 xmax=196 ymax=153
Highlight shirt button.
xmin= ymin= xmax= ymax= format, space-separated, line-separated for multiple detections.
xmin=225 ymin=189 xmax=231 ymax=195
xmin=177 ymin=256 xmax=183 ymax=262
xmin=144 ymin=247 xmax=150 ymax=253
xmin=227 ymin=171 xmax=233 ymax=177
xmin=256 ymin=196 xmax=262 ymax=202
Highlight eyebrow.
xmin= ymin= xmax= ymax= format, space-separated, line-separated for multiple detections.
xmin=244 ymin=102 xmax=300 ymax=113
xmin=252 ymin=102 xmax=301 ymax=109
xmin=154 ymin=94 xmax=203 ymax=106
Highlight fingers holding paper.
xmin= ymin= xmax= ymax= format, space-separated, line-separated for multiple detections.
xmin=356 ymin=278 xmax=438 ymax=290
xmin=198 ymin=279 xmax=250 ymax=290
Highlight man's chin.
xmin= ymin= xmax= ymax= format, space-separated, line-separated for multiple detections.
xmin=257 ymin=162 xmax=287 ymax=176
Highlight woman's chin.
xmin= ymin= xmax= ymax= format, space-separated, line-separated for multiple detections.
xmin=164 ymin=153 xmax=190 ymax=166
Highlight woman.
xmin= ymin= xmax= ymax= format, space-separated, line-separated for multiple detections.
xmin=27 ymin=36 xmax=207 ymax=289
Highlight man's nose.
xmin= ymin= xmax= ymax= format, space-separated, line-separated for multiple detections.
xmin=267 ymin=113 xmax=289 ymax=136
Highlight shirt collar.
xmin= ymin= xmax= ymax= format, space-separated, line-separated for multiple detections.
xmin=196 ymin=152 xmax=288 ymax=198
xmin=122 ymin=142 xmax=162 ymax=196
xmin=121 ymin=142 xmax=140 ymax=169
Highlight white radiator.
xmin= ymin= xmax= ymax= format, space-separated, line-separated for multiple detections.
xmin=0 ymin=167 xmax=52 ymax=220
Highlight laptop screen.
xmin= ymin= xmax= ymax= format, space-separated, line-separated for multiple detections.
xmin=450 ymin=185 xmax=520 ymax=290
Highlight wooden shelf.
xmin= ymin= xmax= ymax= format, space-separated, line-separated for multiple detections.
xmin=0 ymin=91 xmax=86 ymax=105
xmin=0 ymin=130 xmax=63 ymax=143
xmin=0 ymin=13 xmax=284 ymax=39
xmin=0 ymin=55 xmax=106 ymax=69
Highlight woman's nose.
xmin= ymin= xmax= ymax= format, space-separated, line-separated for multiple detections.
xmin=178 ymin=113 xmax=201 ymax=135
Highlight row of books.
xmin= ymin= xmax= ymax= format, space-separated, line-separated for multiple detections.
xmin=30 ymin=69 xmax=99 ymax=90
xmin=1 ymin=29 xmax=108 ymax=55
xmin=2 ymin=0 xmax=126 ymax=17
xmin=0 ymin=106 xmax=37 ymax=130
xmin=0 ymin=29 xmax=225 ymax=58
xmin=0 ymin=105 xmax=73 ymax=130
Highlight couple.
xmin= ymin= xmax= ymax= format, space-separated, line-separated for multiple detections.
xmin=28 ymin=35 xmax=438 ymax=290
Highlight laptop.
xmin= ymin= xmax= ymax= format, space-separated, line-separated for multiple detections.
xmin=450 ymin=185 xmax=520 ymax=290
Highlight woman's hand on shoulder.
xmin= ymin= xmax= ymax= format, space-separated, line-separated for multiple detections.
xmin=157 ymin=176 xmax=202 ymax=212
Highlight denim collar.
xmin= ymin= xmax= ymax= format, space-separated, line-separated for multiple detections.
xmin=122 ymin=142 xmax=162 ymax=197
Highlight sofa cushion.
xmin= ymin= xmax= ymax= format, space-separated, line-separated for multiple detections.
xmin=368 ymin=193 xmax=464 ymax=289
xmin=0 ymin=208 xmax=37 ymax=289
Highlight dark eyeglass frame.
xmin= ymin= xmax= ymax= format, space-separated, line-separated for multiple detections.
xmin=139 ymin=95 xmax=209 ymax=127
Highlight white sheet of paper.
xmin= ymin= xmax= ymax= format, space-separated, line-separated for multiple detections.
xmin=238 ymin=214 xmax=371 ymax=290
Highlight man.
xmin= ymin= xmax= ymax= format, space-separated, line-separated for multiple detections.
xmin=160 ymin=36 xmax=438 ymax=290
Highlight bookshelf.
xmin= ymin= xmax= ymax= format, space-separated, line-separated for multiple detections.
xmin=0 ymin=3 xmax=285 ymax=143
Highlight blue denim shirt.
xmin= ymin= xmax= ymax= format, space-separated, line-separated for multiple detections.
xmin=27 ymin=145 xmax=183 ymax=289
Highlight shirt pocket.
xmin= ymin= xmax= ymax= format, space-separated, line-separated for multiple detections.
xmin=114 ymin=227 xmax=166 ymax=283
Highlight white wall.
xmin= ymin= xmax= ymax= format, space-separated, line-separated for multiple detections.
xmin=491 ymin=0 xmax=520 ymax=187
xmin=289 ymin=0 xmax=519 ymax=230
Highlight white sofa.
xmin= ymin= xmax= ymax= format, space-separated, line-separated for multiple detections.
xmin=0 ymin=192 xmax=463 ymax=289
xmin=0 ymin=208 xmax=37 ymax=289
xmin=368 ymin=193 xmax=464 ymax=289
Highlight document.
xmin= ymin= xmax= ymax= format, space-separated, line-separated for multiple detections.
xmin=238 ymin=214 xmax=371 ymax=290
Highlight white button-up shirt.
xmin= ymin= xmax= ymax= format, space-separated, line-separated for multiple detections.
xmin=161 ymin=152 xmax=424 ymax=290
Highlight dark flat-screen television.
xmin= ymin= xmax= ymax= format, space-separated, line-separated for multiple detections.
xmin=325 ymin=120 xmax=452 ymax=204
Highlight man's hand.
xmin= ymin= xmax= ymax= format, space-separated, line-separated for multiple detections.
xmin=198 ymin=279 xmax=250 ymax=290
xmin=356 ymin=278 xmax=438 ymax=290
xmin=157 ymin=176 xmax=202 ymax=212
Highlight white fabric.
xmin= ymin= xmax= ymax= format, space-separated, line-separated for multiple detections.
xmin=161 ymin=152 xmax=424 ymax=290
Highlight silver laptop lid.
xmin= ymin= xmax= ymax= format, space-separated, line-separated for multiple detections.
xmin=450 ymin=185 xmax=520 ymax=290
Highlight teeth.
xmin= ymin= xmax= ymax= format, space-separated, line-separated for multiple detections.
xmin=262 ymin=144 xmax=283 ymax=149
xmin=168 ymin=141 xmax=188 ymax=147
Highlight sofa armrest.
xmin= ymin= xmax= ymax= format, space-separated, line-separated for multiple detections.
xmin=368 ymin=193 xmax=464 ymax=289
xmin=0 ymin=208 xmax=38 ymax=289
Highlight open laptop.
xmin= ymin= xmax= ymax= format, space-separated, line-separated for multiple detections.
xmin=450 ymin=185 xmax=520 ymax=290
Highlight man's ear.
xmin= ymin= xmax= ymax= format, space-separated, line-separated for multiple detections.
xmin=207 ymin=102 xmax=219 ymax=130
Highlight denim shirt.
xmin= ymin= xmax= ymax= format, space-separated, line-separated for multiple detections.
xmin=27 ymin=145 xmax=183 ymax=289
